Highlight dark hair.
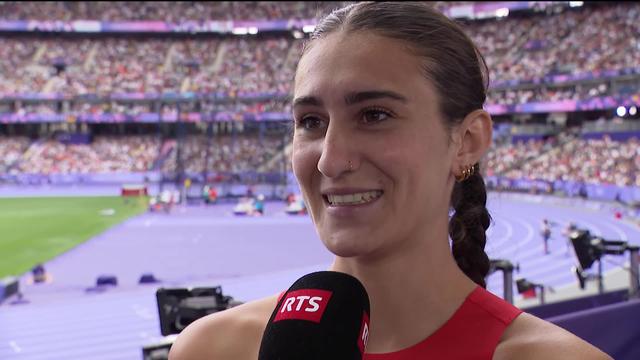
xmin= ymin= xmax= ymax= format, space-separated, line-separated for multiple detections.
xmin=303 ymin=2 xmax=492 ymax=287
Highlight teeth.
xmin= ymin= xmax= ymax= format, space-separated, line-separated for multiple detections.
xmin=327 ymin=191 xmax=382 ymax=206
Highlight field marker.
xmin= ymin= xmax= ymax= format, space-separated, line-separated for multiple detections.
xmin=8 ymin=341 xmax=22 ymax=353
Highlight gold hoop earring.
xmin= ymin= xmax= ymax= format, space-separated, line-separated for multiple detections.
xmin=455 ymin=164 xmax=475 ymax=182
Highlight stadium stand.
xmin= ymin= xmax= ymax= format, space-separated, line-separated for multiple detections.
xmin=0 ymin=3 xmax=638 ymax=100
xmin=0 ymin=1 xmax=345 ymax=22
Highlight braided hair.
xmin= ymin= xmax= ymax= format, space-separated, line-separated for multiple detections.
xmin=449 ymin=163 xmax=492 ymax=288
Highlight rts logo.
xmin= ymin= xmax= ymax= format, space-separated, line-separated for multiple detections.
xmin=273 ymin=289 xmax=333 ymax=323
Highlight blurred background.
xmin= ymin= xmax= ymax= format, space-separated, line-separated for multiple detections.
xmin=0 ymin=1 xmax=638 ymax=359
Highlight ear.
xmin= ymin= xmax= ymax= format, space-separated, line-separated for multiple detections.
xmin=450 ymin=109 xmax=493 ymax=176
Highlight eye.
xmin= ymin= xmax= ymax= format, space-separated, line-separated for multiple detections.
xmin=296 ymin=115 xmax=327 ymax=131
xmin=361 ymin=108 xmax=393 ymax=124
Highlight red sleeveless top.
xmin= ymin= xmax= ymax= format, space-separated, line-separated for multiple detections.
xmin=364 ymin=286 xmax=522 ymax=360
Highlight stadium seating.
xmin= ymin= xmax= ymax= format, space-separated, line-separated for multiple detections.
xmin=0 ymin=3 xmax=638 ymax=103
xmin=498 ymin=136 xmax=640 ymax=187
xmin=0 ymin=1 xmax=638 ymax=186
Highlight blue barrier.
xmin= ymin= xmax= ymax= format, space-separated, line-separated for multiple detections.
xmin=548 ymin=299 xmax=640 ymax=360
xmin=523 ymin=289 xmax=629 ymax=319
xmin=582 ymin=131 xmax=640 ymax=142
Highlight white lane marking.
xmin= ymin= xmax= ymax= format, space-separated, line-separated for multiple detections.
xmin=493 ymin=217 xmax=534 ymax=259
xmin=600 ymin=221 xmax=628 ymax=241
xmin=489 ymin=218 xmax=514 ymax=245
xmin=131 ymin=304 xmax=154 ymax=320
xmin=9 ymin=341 xmax=22 ymax=353
xmin=579 ymin=220 xmax=603 ymax=237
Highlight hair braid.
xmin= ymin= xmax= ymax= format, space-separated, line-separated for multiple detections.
xmin=449 ymin=163 xmax=492 ymax=288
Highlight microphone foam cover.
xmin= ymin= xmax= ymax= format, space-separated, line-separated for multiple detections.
xmin=258 ymin=271 xmax=371 ymax=360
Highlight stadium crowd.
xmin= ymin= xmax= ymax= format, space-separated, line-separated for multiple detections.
xmin=465 ymin=3 xmax=639 ymax=83
xmin=0 ymin=121 xmax=638 ymax=188
xmin=11 ymin=136 xmax=159 ymax=174
xmin=487 ymin=83 xmax=613 ymax=106
xmin=0 ymin=2 xmax=637 ymax=106
xmin=497 ymin=136 xmax=640 ymax=187
xmin=160 ymin=135 xmax=284 ymax=174
xmin=0 ymin=136 xmax=31 ymax=174
xmin=0 ymin=133 xmax=287 ymax=175
xmin=0 ymin=2 xmax=639 ymax=188
xmin=0 ymin=1 xmax=346 ymax=22
xmin=7 ymin=99 xmax=293 ymax=119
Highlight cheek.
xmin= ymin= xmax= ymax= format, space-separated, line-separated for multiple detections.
xmin=389 ymin=139 xmax=450 ymax=201
xmin=291 ymin=140 xmax=317 ymax=186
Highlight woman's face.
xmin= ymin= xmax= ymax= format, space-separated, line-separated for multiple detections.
xmin=292 ymin=32 xmax=457 ymax=259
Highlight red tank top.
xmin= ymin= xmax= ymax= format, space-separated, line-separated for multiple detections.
xmin=364 ymin=286 xmax=522 ymax=360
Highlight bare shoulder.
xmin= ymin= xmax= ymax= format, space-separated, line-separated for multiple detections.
xmin=493 ymin=312 xmax=612 ymax=360
xmin=168 ymin=294 xmax=280 ymax=360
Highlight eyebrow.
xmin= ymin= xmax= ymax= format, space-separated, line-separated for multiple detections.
xmin=292 ymin=96 xmax=323 ymax=108
xmin=344 ymin=90 xmax=408 ymax=105
xmin=292 ymin=90 xmax=408 ymax=108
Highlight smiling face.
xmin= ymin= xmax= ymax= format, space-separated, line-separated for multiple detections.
xmin=292 ymin=31 xmax=458 ymax=259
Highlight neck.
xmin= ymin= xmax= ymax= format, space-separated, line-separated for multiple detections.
xmin=329 ymin=217 xmax=478 ymax=353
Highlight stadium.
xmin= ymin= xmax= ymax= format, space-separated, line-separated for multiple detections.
xmin=0 ymin=1 xmax=638 ymax=359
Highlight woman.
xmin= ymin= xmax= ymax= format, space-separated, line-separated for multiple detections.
xmin=169 ymin=2 xmax=611 ymax=359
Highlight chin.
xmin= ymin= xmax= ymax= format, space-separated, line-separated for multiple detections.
xmin=321 ymin=231 xmax=374 ymax=258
